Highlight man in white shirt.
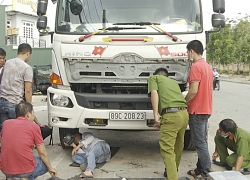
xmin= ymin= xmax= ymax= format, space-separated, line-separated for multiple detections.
xmin=213 ymin=67 xmax=220 ymax=78
xmin=0 ymin=43 xmax=33 ymax=132
xmin=213 ymin=67 xmax=220 ymax=89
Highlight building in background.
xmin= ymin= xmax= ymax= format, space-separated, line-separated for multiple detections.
xmin=2 ymin=0 xmax=49 ymax=48
xmin=0 ymin=2 xmax=53 ymax=92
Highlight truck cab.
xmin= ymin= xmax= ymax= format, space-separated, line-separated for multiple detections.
xmin=37 ymin=0 xmax=225 ymax=149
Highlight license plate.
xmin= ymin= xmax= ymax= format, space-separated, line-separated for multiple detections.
xmin=109 ymin=112 xmax=146 ymax=120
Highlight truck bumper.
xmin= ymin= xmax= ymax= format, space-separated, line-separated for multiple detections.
xmin=47 ymin=87 xmax=155 ymax=130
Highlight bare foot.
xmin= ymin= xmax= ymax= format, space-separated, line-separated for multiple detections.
xmin=83 ymin=170 xmax=94 ymax=178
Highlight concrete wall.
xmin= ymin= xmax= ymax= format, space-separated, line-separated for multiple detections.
xmin=213 ymin=63 xmax=250 ymax=74
xmin=0 ymin=6 xmax=6 ymax=47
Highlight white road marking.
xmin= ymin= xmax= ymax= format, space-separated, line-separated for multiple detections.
xmin=50 ymin=150 xmax=68 ymax=168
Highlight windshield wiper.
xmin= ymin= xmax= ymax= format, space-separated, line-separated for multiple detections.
xmin=99 ymin=26 xmax=146 ymax=31
xmin=113 ymin=22 xmax=160 ymax=26
xmin=113 ymin=22 xmax=178 ymax=42
xmin=77 ymin=26 xmax=146 ymax=42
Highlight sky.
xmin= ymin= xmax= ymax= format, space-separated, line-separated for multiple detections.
xmin=203 ymin=0 xmax=250 ymax=30
xmin=1 ymin=0 xmax=250 ymax=31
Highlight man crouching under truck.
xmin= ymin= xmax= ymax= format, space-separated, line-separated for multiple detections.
xmin=148 ymin=68 xmax=188 ymax=180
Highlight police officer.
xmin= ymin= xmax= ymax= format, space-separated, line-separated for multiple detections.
xmin=212 ymin=118 xmax=250 ymax=174
xmin=148 ymin=68 xmax=188 ymax=180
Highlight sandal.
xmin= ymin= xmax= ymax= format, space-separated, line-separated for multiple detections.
xmin=194 ymin=173 xmax=209 ymax=180
xmin=69 ymin=162 xmax=80 ymax=167
xmin=67 ymin=172 xmax=93 ymax=179
xmin=187 ymin=169 xmax=201 ymax=177
xmin=187 ymin=170 xmax=209 ymax=180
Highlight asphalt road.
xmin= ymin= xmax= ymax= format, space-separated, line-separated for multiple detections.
xmin=0 ymin=80 xmax=250 ymax=180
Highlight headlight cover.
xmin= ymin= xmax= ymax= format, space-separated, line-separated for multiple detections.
xmin=51 ymin=94 xmax=70 ymax=107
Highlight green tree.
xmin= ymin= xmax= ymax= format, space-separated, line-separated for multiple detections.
xmin=207 ymin=16 xmax=250 ymax=76
xmin=207 ymin=24 xmax=235 ymax=65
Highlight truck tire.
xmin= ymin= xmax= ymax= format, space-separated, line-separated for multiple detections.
xmin=184 ymin=130 xmax=195 ymax=150
xmin=41 ymin=90 xmax=47 ymax=95
xmin=59 ymin=128 xmax=79 ymax=149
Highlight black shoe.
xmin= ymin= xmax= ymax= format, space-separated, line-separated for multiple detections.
xmin=164 ymin=168 xmax=167 ymax=177
xmin=242 ymin=168 xmax=250 ymax=175
xmin=225 ymin=165 xmax=233 ymax=170
xmin=213 ymin=160 xmax=232 ymax=170
xmin=212 ymin=159 xmax=227 ymax=167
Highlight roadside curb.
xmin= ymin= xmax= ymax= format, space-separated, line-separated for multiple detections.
xmin=220 ymin=75 xmax=250 ymax=84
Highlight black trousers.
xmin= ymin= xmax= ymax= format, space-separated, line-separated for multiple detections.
xmin=40 ymin=126 xmax=52 ymax=140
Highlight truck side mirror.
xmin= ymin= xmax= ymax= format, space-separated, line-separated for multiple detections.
xmin=206 ymin=0 xmax=226 ymax=44
xmin=213 ymin=0 xmax=225 ymax=14
xmin=212 ymin=14 xmax=225 ymax=28
xmin=37 ymin=16 xmax=48 ymax=30
xmin=37 ymin=0 xmax=48 ymax=16
xmin=70 ymin=0 xmax=83 ymax=16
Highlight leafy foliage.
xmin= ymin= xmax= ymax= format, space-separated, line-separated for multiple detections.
xmin=207 ymin=17 xmax=250 ymax=65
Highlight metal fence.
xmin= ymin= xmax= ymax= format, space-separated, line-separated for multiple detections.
xmin=5 ymin=35 xmax=46 ymax=48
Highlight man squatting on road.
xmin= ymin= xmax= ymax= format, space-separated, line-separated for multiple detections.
xmin=0 ymin=101 xmax=57 ymax=180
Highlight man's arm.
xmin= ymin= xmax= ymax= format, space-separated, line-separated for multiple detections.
xmin=33 ymin=116 xmax=41 ymax=126
xmin=212 ymin=146 xmax=219 ymax=161
xmin=150 ymin=90 xmax=161 ymax=130
xmin=24 ymin=81 xmax=33 ymax=103
xmin=151 ymin=90 xmax=159 ymax=121
xmin=33 ymin=116 xmax=47 ymax=127
xmin=72 ymin=143 xmax=84 ymax=156
xmin=36 ymin=144 xmax=57 ymax=177
xmin=235 ymin=156 xmax=244 ymax=171
xmin=185 ymin=82 xmax=199 ymax=103
xmin=81 ymin=133 xmax=95 ymax=148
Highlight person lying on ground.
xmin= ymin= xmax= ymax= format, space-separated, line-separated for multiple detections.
xmin=63 ymin=132 xmax=111 ymax=179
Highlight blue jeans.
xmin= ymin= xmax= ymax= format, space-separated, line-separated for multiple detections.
xmin=0 ymin=99 xmax=16 ymax=131
xmin=189 ymin=114 xmax=211 ymax=174
xmin=72 ymin=141 xmax=110 ymax=172
xmin=4 ymin=156 xmax=48 ymax=180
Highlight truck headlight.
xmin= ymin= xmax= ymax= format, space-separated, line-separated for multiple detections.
xmin=51 ymin=94 xmax=71 ymax=107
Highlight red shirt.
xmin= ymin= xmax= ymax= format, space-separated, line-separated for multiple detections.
xmin=0 ymin=117 xmax=43 ymax=174
xmin=187 ymin=58 xmax=213 ymax=114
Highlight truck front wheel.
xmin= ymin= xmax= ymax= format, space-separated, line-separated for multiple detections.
xmin=59 ymin=128 xmax=79 ymax=149
xmin=184 ymin=130 xmax=195 ymax=150
xmin=41 ymin=90 xmax=47 ymax=95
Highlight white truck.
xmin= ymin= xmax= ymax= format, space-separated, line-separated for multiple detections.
xmin=37 ymin=0 xmax=225 ymax=149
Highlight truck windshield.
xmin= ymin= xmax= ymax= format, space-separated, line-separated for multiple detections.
xmin=56 ymin=0 xmax=202 ymax=34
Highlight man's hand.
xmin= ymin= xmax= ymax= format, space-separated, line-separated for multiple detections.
xmin=48 ymin=168 xmax=57 ymax=178
xmin=39 ymin=124 xmax=48 ymax=128
xmin=153 ymin=116 xmax=161 ymax=130
xmin=64 ymin=142 xmax=69 ymax=147
xmin=212 ymin=151 xmax=219 ymax=161
xmin=72 ymin=147 xmax=79 ymax=156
